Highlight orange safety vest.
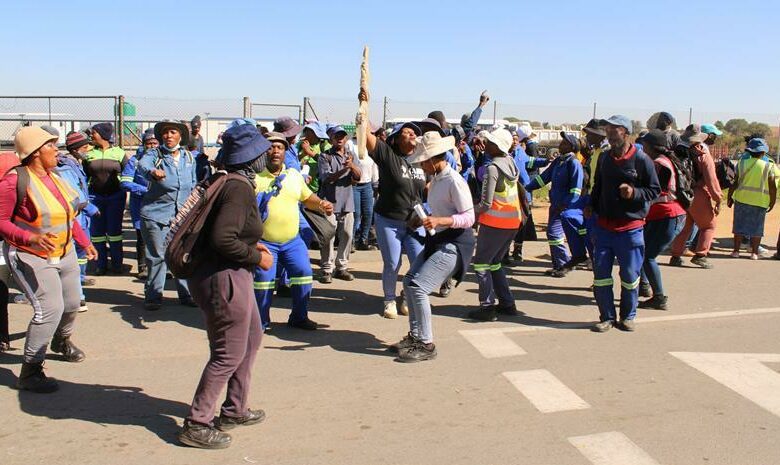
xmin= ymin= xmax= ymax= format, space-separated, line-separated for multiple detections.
xmin=479 ymin=176 xmax=523 ymax=229
xmin=12 ymin=167 xmax=81 ymax=259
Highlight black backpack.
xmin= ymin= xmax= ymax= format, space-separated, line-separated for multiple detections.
xmin=715 ymin=158 xmax=736 ymax=190
xmin=665 ymin=153 xmax=695 ymax=210
xmin=164 ymin=171 xmax=250 ymax=279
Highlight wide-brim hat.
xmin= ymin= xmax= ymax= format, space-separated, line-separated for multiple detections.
xmin=273 ymin=117 xmax=303 ymax=138
xmin=154 ymin=119 xmax=190 ymax=146
xmin=387 ymin=122 xmax=422 ymax=146
xmin=416 ymin=118 xmax=446 ymax=136
xmin=746 ymin=138 xmax=769 ymax=153
xmin=217 ymin=124 xmax=271 ymax=167
xmin=583 ymin=118 xmax=607 ymax=137
xmin=407 ymin=132 xmax=456 ymax=165
xmin=265 ymin=131 xmax=290 ymax=149
xmin=303 ymin=121 xmax=329 ymax=140
xmin=680 ymin=123 xmax=708 ymax=146
xmin=479 ymin=128 xmax=513 ymax=155
xmin=14 ymin=126 xmax=59 ymax=161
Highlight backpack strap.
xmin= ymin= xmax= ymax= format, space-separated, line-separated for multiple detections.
xmin=13 ymin=167 xmax=30 ymax=221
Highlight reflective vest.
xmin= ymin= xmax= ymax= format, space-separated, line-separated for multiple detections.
xmin=733 ymin=156 xmax=774 ymax=208
xmin=12 ymin=167 xmax=81 ymax=259
xmin=479 ymin=176 xmax=522 ymax=229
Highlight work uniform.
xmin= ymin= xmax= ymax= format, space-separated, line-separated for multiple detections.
xmin=137 ymin=147 xmax=197 ymax=305
xmin=526 ymin=152 xmax=587 ymax=270
xmin=120 ymin=148 xmax=150 ymax=274
xmin=253 ymin=167 xmax=314 ymax=329
xmin=473 ymin=156 xmax=522 ymax=309
xmin=590 ymin=145 xmax=661 ymax=323
xmin=731 ymin=154 xmax=777 ymax=238
xmin=84 ymin=146 xmax=126 ymax=272
xmin=513 ymin=146 xmax=548 ymax=245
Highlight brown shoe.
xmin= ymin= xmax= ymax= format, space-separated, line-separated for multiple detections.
xmin=178 ymin=420 xmax=232 ymax=449
xmin=215 ymin=409 xmax=266 ymax=431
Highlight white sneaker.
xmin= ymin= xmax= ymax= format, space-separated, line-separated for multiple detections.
xmin=750 ymin=253 xmax=759 ymax=260
xmin=758 ymin=246 xmax=771 ymax=257
xmin=730 ymin=251 xmax=740 ymax=258
xmin=398 ymin=298 xmax=409 ymax=316
xmin=382 ymin=301 xmax=398 ymax=319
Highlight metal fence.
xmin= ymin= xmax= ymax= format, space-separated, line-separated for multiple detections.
xmin=1 ymin=95 xmax=778 ymax=156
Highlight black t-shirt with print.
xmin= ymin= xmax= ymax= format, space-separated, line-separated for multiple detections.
xmin=369 ymin=139 xmax=426 ymax=221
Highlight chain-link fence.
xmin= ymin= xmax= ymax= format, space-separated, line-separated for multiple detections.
xmin=2 ymin=95 xmax=777 ymax=158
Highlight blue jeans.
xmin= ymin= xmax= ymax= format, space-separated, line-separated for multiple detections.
xmin=641 ymin=215 xmax=686 ymax=296
xmin=352 ymin=183 xmax=374 ymax=244
xmin=592 ymin=226 xmax=644 ymax=322
xmin=141 ymin=219 xmax=190 ymax=303
xmin=403 ymin=242 xmax=458 ymax=344
xmin=375 ymin=213 xmax=425 ymax=301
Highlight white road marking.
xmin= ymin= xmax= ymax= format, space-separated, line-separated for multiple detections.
xmin=568 ymin=431 xmax=661 ymax=465
xmin=459 ymin=328 xmax=526 ymax=358
xmin=460 ymin=308 xmax=780 ymax=358
xmin=502 ymin=369 xmax=590 ymax=413
xmin=670 ymin=351 xmax=780 ymax=418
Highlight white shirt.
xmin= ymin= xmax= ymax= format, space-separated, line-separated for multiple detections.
xmin=427 ymin=165 xmax=474 ymax=232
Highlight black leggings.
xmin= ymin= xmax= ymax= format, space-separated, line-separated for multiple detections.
xmin=0 ymin=280 xmax=9 ymax=344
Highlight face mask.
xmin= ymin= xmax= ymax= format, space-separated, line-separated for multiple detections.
xmin=161 ymin=144 xmax=180 ymax=153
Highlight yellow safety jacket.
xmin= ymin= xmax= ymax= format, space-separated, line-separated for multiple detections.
xmin=733 ymin=155 xmax=775 ymax=209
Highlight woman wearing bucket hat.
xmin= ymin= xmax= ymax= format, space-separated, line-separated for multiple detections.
xmin=468 ymin=128 xmax=523 ymax=322
xmin=727 ymin=138 xmax=777 ymax=260
xmin=0 ymin=127 xmax=98 ymax=392
xmin=359 ymin=89 xmax=428 ymax=318
xmin=178 ymin=123 xmax=273 ymax=449
xmin=669 ymin=124 xmax=723 ymax=269
xmin=136 ymin=120 xmax=197 ymax=310
xmin=389 ymin=131 xmax=475 ymax=362
xmin=84 ymin=122 xmax=126 ymax=275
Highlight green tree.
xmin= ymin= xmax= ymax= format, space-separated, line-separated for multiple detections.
xmin=724 ymin=118 xmax=750 ymax=135
xmin=504 ymin=116 xmax=520 ymax=123
xmin=745 ymin=122 xmax=771 ymax=138
xmin=714 ymin=120 xmax=725 ymax=130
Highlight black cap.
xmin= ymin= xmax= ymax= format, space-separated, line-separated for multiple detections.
xmin=583 ymin=118 xmax=607 ymax=137
xmin=637 ymin=129 xmax=669 ymax=151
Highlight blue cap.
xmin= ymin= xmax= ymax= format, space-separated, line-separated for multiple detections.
xmin=228 ymin=118 xmax=258 ymax=129
xmin=604 ymin=115 xmax=632 ymax=134
xmin=700 ymin=124 xmax=723 ymax=136
xmin=217 ymin=124 xmax=271 ymax=166
xmin=559 ymin=131 xmax=580 ymax=153
xmin=326 ymin=125 xmax=348 ymax=138
xmin=746 ymin=138 xmax=769 ymax=154
xmin=387 ymin=122 xmax=422 ymax=145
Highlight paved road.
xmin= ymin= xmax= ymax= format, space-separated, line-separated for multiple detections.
xmin=1 ymin=226 xmax=779 ymax=465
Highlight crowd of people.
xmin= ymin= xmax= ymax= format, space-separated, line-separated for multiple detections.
xmin=0 ymin=91 xmax=778 ymax=449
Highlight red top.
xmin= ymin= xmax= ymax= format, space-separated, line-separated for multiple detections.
xmin=0 ymin=172 xmax=90 ymax=249
xmin=646 ymin=156 xmax=686 ymax=221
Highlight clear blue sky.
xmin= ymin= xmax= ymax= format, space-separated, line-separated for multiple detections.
xmin=2 ymin=0 xmax=779 ymax=121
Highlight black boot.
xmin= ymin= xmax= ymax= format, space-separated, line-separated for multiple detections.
xmin=50 ymin=334 xmax=86 ymax=363
xmin=17 ymin=361 xmax=59 ymax=393
xmin=178 ymin=420 xmax=232 ymax=449
xmin=512 ymin=243 xmax=524 ymax=263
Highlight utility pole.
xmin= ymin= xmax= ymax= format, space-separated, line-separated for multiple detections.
xmin=493 ymin=100 xmax=497 ymax=125
xmin=243 ymin=97 xmax=251 ymax=118
xmin=382 ymin=96 xmax=388 ymax=128
xmin=592 ymin=102 xmax=597 ymax=119
xmin=688 ymin=107 xmax=693 ymax=126
xmin=302 ymin=97 xmax=309 ymax=123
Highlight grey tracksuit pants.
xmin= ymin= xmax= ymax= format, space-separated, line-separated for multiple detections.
xmin=4 ymin=244 xmax=81 ymax=363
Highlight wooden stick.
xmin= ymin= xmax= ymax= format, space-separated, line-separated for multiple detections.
xmin=357 ymin=46 xmax=369 ymax=159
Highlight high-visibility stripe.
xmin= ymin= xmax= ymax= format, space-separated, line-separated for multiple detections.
xmin=593 ymin=278 xmax=614 ymax=287
xmin=548 ymin=238 xmax=565 ymax=246
xmin=621 ymin=277 xmax=641 ymax=290
xmin=108 ymin=235 xmax=124 ymax=242
xmin=92 ymin=236 xmax=108 ymax=243
xmin=77 ymin=259 xmax=88 ymax=265
xmin=527 ymin=157 xmax=536 ymax=168
xmin=289 ymin=276 xmax=313 ymax=286
xmin=569 ymin=188 xmax=582 ymax=195
xmin=254 ymin=281 xmax=275 ymax=290
xmin=578 ymin=228 xmax=588 ymax=236
xmin=489 ymin=263 xmax=502 ymax=272
xmin=120 ymin=176 xmax=134 ymax=182
xmin=485 ymin=208 xmax=522 ymax=219
xmin=534 ymin=175 xmax=544 ymax=186
xmin=473 ymin=263 xmax=491 ymax=272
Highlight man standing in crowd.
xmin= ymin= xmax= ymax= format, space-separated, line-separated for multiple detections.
xmin=190 ymin=115 xmax=205 ymax=154
xmin=318 ymin=126 xmax=361 ymax=283
xmin=511 ymin=128 xmax=548 ymax=262
xmin=273 ymin=116 xmax=303 ymax=172
xmin=589 ymin=115 xmax=660 ymax=332
xmin=120 ymin=128 xmax=156 ymax=280
xmin=253 ymin=132 xmax=334 ymax=331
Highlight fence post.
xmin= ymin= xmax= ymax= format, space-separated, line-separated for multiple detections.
xmin=243 ymin=97 xmax=251 ymax=118
xmin=118 ymin=95 xmax=125 ymax=148
xmin=382 ymin=96 xmax=388 ymax=128
xmin=48 ymin=97 xmax=52 ymax=124
xmin=303 ymin=97 xmax=309 ymax=123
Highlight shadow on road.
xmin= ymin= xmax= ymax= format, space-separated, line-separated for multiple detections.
xmin=85 ymin=287 xmax=205 ymax=331
xmin=0 ymin=366 xmax=187 ymax=445
xmin=265 ymin=325 xmax=393 ymax=357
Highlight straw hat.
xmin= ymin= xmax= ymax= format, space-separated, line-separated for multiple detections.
xmin=14 ymin=126 xmax=58 ymax=161
xmin=407 ymin=132 xmax=455 ymax=164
